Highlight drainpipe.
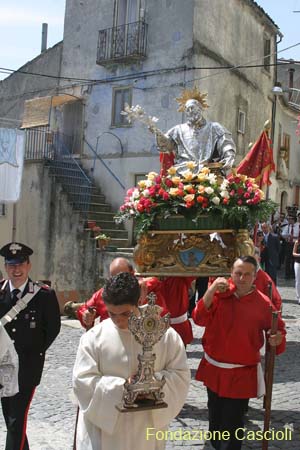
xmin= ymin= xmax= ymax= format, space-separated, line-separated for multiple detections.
xmin=267 ymin=33 xmax=282 ymax=201
xmin=41 ymin=23 xmax=48 ymax=53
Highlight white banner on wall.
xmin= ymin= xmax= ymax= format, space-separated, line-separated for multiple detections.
xmin=0 ymin=128 xmax=25 ymax=203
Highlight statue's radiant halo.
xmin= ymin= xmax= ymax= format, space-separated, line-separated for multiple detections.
xmin=176 ymin=86 xmax=209 ymax=112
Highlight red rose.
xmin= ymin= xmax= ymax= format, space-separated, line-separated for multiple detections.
xmin=148 ymin=187 xmax=156 ymax=197
xmin=186 ymin=201 xmax=195 ymax=208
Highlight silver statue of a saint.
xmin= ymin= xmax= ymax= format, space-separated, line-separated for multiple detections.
xmin=155 ymin=88 xmax=236 ymax=175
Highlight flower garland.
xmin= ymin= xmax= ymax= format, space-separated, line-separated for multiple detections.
xmin=115 ymin=165 xmax=276 ymax=236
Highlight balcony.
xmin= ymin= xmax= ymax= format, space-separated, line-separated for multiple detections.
xmin=96 ymin=20 xmax=148 ymax=65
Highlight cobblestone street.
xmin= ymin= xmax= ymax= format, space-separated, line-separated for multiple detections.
xmin=1 ymin=275 xmax=299 ymax=449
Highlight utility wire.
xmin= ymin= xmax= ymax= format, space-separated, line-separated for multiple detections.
xmin=1 ymin=41 xmax=299 ymax=85
xmin=1 ymin=42 xmax=300 ymax=101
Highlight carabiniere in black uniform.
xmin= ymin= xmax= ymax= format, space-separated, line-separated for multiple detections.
xmin=0 ymin=242 xmax=61 ymax=450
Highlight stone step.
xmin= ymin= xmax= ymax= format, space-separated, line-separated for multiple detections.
xmin=73 ymin=202 xmax=112 ymax=213
xmin=117 ymin=247 xmax=134 ymax=254
xmin=62 ymin=184 xmax=101 ymax=194
xmin=48 ymin=173 xmax=92 ymax=185
xmin=69 ymin=191 xmax=105 ymax=203
xmin=49 ymin=165 xmax=83 ymax=174
xmin=46 ymin=159 xmax=129 ymax=244
xmin=99 ymin=238 xmax=129 ymax=248
xmin=88 ymin=222 xmax=118 ymax=231
xmin=95 ymin=228 xmax=128 ymax=239
xmin=86 ymin=211 xmax=116 ymax=219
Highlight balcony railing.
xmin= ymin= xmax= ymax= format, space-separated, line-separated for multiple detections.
xmin=96 ymin=20 xmax=147 ymax=65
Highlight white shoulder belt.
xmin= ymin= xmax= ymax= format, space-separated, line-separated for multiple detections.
xmin=0 ymin=284 xmax=41 ymax=326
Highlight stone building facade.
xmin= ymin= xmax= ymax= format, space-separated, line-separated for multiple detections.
xmin=0 ymin=0 xmax=282 ymax=292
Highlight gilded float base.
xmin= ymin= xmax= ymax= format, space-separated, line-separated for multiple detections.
xmin=134 ymin=229 xmax=254 ymax=277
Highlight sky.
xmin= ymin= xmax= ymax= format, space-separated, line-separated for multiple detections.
xmin=0 ymin=0 xmax=299 ymax=81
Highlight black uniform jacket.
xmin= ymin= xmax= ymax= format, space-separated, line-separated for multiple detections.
xmin=0 ymin=279 xmax=61 ymax=390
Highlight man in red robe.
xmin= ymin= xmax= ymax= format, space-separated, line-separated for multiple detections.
xmin=160 ymin=277 xmax=195 ymax=346
xmin=192 ymin=256 xmax=286 ymax=450
xmin=77 ymin=257 xmax=168 ymax=329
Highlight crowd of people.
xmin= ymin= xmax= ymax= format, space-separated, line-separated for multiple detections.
xmin=253 ymin=210 xmax=300 ymax=304
xmin=0 ymin=241 xmax=287 ymax=450
xmin=0 ymin=90 xmax=292 ymax=449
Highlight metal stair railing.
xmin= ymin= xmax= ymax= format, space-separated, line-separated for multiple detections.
xmin=51 ymin=132 xmax=92 ymax=215
xmin=84 ymin=137 xmax=126 ymax=191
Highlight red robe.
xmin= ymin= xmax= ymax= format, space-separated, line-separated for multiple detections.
xmin=255 ymin=268 xmax=282 ymax=312
xmin=77 ymin=277 xmax=169 ymax=328
xmin=192 ymin=286 xmax=286 ymax=398
xmin=160 ymin=277 xmax=194 ymax=346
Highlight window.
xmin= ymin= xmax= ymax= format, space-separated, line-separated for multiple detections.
xmin=114 ymin=0 xmax=140 ymax=26
xmin=0 ymin=204 xmax=6 ymax=216
xmin=62 ymin=100 xmax=83 ymax=154
xmin=263 ymin=37 xmax=271 ymax=72
xmin=111 ymin=87 xmax=132 ymax=127
xmin=237 ymin=110 xmax=246 ymax=134
xmin=135 ymin=173 xmax=147 ymax=185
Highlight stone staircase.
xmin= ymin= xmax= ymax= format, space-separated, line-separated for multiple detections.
xmin=46 ymin=159 xmax=129 ymax=249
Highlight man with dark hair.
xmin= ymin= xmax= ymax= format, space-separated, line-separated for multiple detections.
xmin=261 ymin=222 xmax=280 ymax=284
xmin=0 ymin=242 xmax=61 ymax=450
xmin=192 ymin=256 xmax=286 ymax=450
xmin=282 ymin=215 xmax=299 ymax=279
xmin=73 ymin=272 xmax=190 ymax=450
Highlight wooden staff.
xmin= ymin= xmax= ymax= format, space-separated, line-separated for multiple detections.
xmin=262 ymin=309 xmax=279 ymax=450
xmin=73 ymin=306 xmax=96 ymax=450
xmin=263 ymin=282 xmax=272 ymax=409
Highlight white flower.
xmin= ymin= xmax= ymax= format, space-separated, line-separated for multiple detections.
xmin=211 ymin=196 xmax=220 ymax=205
xmin=204 ymin=187 xmax=214 ymax=195
xmin=220 ymin=190 xmax=230 ymax=199
xmin=131 ymin=189 xmax=140 ymax=200
xmin=208 ymin=174 xmax=217 ymax=184
xmin=143 ymin=189 xmax=150 ymax=197
xmin=220 ymin=180 xmax=229 ymax=190
xmin=145 ymin=179 xmax=153 ymax=188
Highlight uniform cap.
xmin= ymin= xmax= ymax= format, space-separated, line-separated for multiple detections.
xmin=0 ymin=242 xmax=33 ymax=265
